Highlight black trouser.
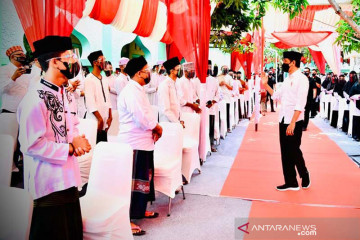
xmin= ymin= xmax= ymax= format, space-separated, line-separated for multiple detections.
xmin=327 ymin=102 xmax=331 ymax=120
xmin=311 ymin=98 xmax=319 ymax=117
xmin=352 ymin=116 xmax=360 ymax=140
xmin=238 ymin=99 xmax=242 ymax=119
xmin=303 ymin=104 xmax=311 ymax=129
xmin=330 ymin=111 xmax=338 ymax=128
xmin=279 ymin=119 xmax=308 ymax=185
xmin=342 ymin=110 xmax=349 ymax=132
xmin=226 ymin=103 xmax=230 ymax=130
xmin=266 ymin=93 xmax=274 ymax=111
xmin=30 ymin=187 xmax=83 ymax=240
xmin=209 ymin=115 xmax=215 ymax=146
xmin=96 ymin=130 xmax=107 ymax=143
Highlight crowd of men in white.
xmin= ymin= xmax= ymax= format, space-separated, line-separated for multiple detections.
xmin=1 ymin=40 xmax=360 ymax=238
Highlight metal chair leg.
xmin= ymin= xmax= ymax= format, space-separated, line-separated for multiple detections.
xmin=181 ymin=186 xmax=186 ymax=200
xmin=167 ymin=197 xmax=172 ymax=217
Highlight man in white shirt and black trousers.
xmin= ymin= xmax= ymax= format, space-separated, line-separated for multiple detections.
xmin=17 ymin=36 xmax=91 ymax=239
xmin=117 ymin=56 xmax=163 ymax=236
xmin=261 ymin=51 xmax=311 ymax=191
xmin=84 ymin=50 xmax=112 ymax=143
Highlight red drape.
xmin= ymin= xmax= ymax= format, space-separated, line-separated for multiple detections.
xmin=166 ymin=43 xmax=183 ymax=62
xmin=133 ymin=0 xmax=159 ymax=37
xmin=89 ymin=0 xmax=121 ymax=24
xmin=231 ymin=51 xmax=241 ymax=72
xmin=13 ymin=0 xmax=85 ymax=50
xmin=272 ymin=32 xmax=331 ymax=48
xmin=288 ymin=5 xmax=330 ymax=31
xmin=308 ymin=48 xmax=326 ymax=74
xmin=274 ymin=41 xmax=292 ymax=49
xmin=252 ymin=25 xmax=265 ymax=74
xmin=45 ymin=0 xmax=85 ymax=36
xmin=166 ymin=0 xmax=211 ymax=83
xmin=160 ymin=30 xmax=173 ymax=44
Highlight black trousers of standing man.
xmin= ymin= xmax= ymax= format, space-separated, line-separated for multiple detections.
xmin=279 ymin=119 xmax=308 ymax=185
xmin=209 ymin=115 xmax=215 ymax=146
xmin=226 ymin=103 xmax=230 ymax=130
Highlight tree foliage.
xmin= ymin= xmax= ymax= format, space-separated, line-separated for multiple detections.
xmin=334 ymin=0 xmax=360 ymax=54
xmin=210 ymin=0 xmax=309 ymax=53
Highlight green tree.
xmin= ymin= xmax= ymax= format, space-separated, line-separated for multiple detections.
xmin=330 ymin=0 xmax=360 ymax=54
xmin=211 ymin=0 xmax=309 ymax=53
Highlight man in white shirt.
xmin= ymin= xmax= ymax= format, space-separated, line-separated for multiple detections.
xmin=158 ymin=57 xmax=183 ymax=125
xmin=262 ymin=51 xmax=310 ymax=191
xmin=117 ymin=56 xmax=163 ymax=235
xmin=115 ymin=57 xmax=130 ymax=95
xmin=0 ymin=46 xmax=37 ymax=114
xmin=218 ymin=65 xmax=233 ymax=132
xmin=104 ymin=61 xmax=118 ymax=109
xmin=144 ymin=64 xmax=160 ymax=105
xmin=84 ymin=50 xmax=112 ymax=143
xmin=206 ymin=60 xmax=220 ymax=152
xmin=176 ymin=62 xmax=201 ymax=113
xmin=17 ymin=36 xmax=91 ymax=239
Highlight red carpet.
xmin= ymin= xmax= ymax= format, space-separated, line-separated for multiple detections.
xmin=220 ymin=111 xmax=360 ymax=208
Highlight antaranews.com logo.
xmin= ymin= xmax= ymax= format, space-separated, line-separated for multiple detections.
xmin=235 ymin=218 xmax=360 ymax=239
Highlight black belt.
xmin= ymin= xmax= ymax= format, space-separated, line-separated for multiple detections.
xmin=0 ymin=109 xmax=15 ymax=114
xmin=33 ymin=187 xmax=79 ymax=207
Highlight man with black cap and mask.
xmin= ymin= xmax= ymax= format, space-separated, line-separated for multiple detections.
xmin=206 ymin=60 xmax=220 ymax=152
xmin=117 ymin=56 xmax=163 ymax=235
xmin=84 ymin=50 xmax=112 ymax=143
xmin=17 ymin=36 xmax=91 ymax=239
xmin=158 ymin=57 xmax=183 ymax=125
xmin=261 ymin=51 xmax=310 ymax=191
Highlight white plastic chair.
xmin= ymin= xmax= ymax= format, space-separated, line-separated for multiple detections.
xmin=337 ymin=97 xmax=349 ymax=129
xmin=219 ymin=100 xmax=227 ymax=139
xmin=0 ymin=134 xmax=14 ymax=186
xmin=77 ymin=118 xmax=98 ymax=188
xmin=0 ymin=113 xmax=18 ymax=151
xmin=348 ymin=95 xmax=360 ymax=138
xmin=151 ymin=105 xmax=159 ymax=122
xmin=180 ymin=112 xmax=201 ymax=183
xmin=81 ymin=142 xmax=133 ymax=240
xmin=0 ymin=113 xmax=19 ymax=171
xmin=154 ymin=122 xmax=185 ymax=216
xmin=0 ymin=186 xmax=33 ymax=240
xmin=107 ymin=110 xmax=119 ymax=137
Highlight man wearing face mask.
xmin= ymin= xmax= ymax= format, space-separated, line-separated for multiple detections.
xmin=266 ymin=71 xmax=276 ymax=112
xmin=176 ymin=62 xmax=201 ymax=113
xmin=303 ymin=67 xmax=317 ymax=131
xmin=205 ymin=60 xmax=220 ymax=152
xmin=144 ymin=64 xmax=160 ymax=105
xmin=117 ymin=56 xmax=163 ymax=235
xmin=218 ymin=65 xmax=233 ymax=132
xmin=84 ymin=51 xmax=112 ymax=143
xmin=158 ymin=57 xmax=183 ymax=126
xmin=261 ymin=51 xmax=310 ymax=191
xmin=0 ymin=46 xmax=37 ymax=114
xmin=17 ymin=36 xmax=91 ymax=239
xmin=115 ymin=57 xmax=130 ymax=96
xmin=310 ymin=69 xmax=321 ymax=118
xmin=104 ymin=61 xmax=118 ymax=109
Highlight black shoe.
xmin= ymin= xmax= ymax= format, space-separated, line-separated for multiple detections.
xmin=276 ymin=183 xmax=299 ymax=191
xmin=211 ymin=146 xmax=217 ymax=152
xmin=271 ymin=110 xmax=275 ymax=112
xmin=301 ymin=172 xmax=311 ymax=189
xmin=302 ymin=127 xmax=307 ymax=131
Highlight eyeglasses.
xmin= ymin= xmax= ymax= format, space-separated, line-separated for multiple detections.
xmin=46 ymin=53 xmax=78 ymax=62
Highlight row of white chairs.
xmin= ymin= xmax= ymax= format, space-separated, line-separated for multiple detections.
xmin=320 ymin=92 xmax=360 ymax=137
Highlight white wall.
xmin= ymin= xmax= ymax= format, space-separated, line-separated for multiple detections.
xmin=209 ymin=48 xmax=230 ymax=68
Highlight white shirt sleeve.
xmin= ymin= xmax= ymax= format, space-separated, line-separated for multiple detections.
xmin=158 ymin=82 xmax=179 ymax=122
xmin=84 ymin=78 xmax=98 ymax=113
xmin=18 ymin=100 xmax=69 ymax=165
